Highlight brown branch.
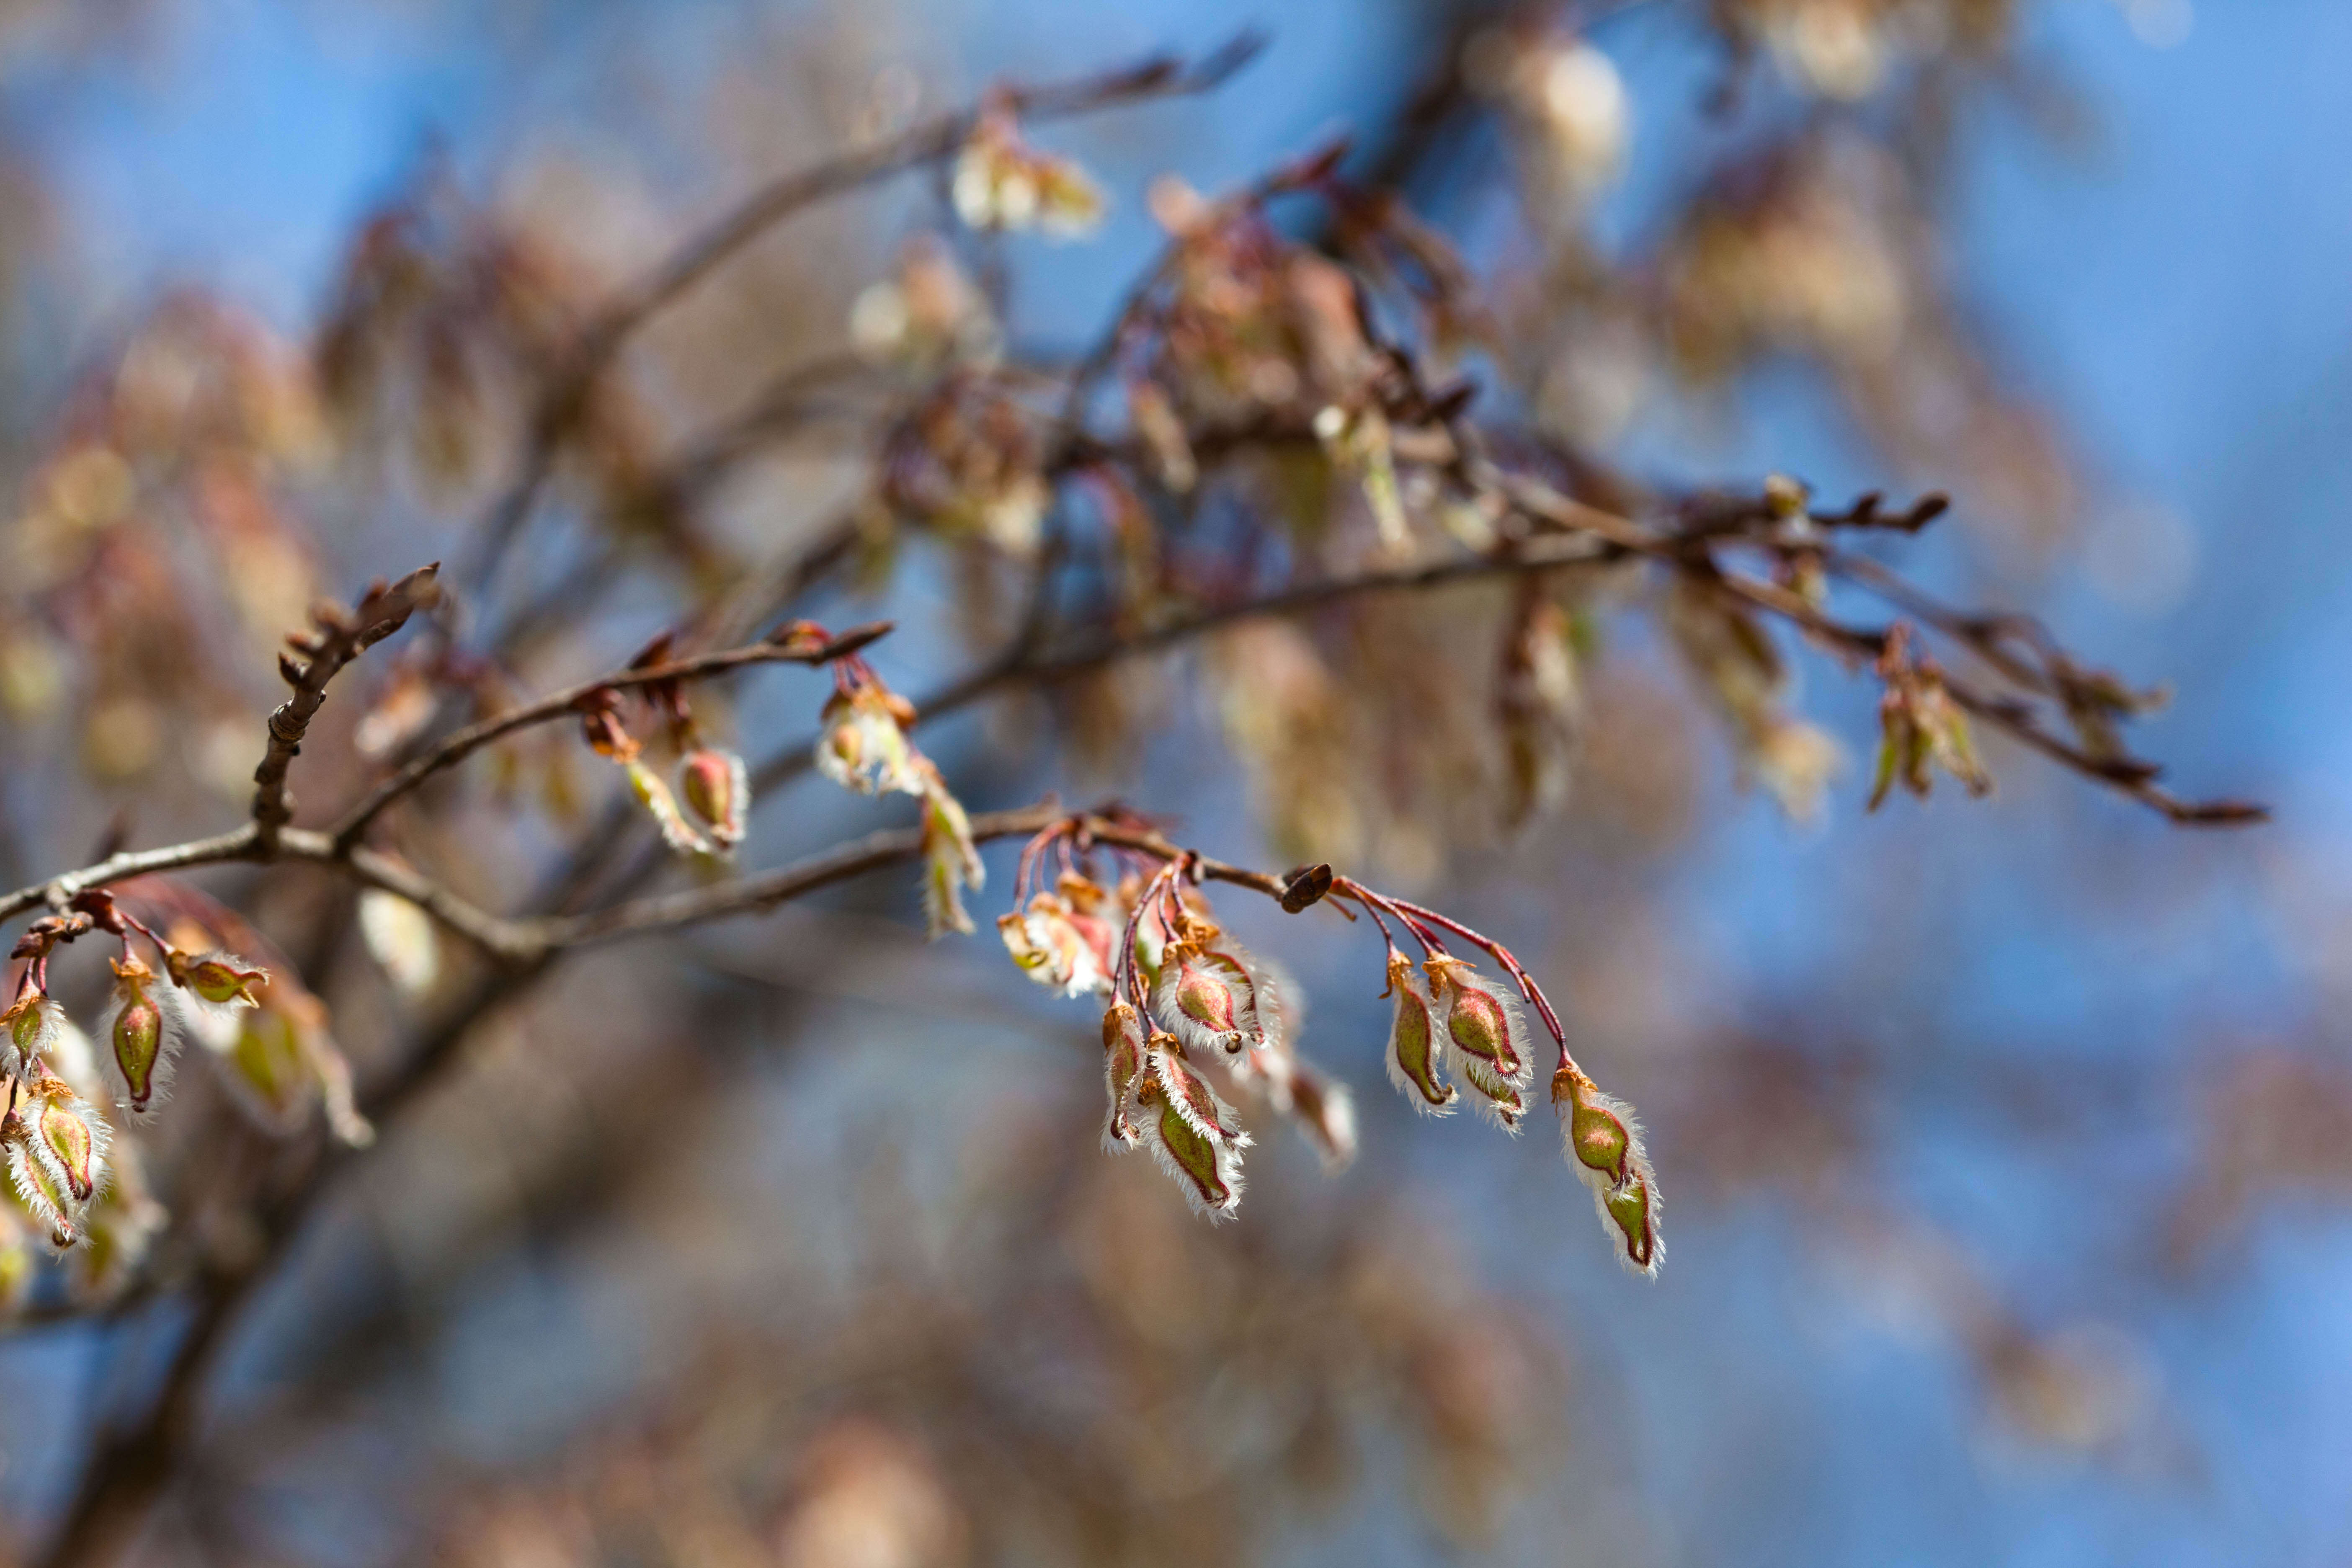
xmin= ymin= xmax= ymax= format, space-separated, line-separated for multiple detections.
xmin=250 ymin=564 xmax=441 ymax=851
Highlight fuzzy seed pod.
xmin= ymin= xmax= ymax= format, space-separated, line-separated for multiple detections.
xmin=31 ymin=1083 xmax=106 ymax=1208
xmin=624 ymin=757 xmax=715 ymax=858
xmin=3 ymin=1116 xmax=77 ymax=1249
xmin=1149 ymin=922 xmax=1277 ymax=1058
xmin=1553 ymin=1065 xmax=1662 ymax=1278
xmin=815 ymin=686 xmax=926 ymax=797
xmin=678 ymin=746 xmax=750 ymax=851
xmin=919 ymin=777 xmax=984 ymax=939
xmin=173 ymin=950 xmax=268 ymax=1010
xmin=1100 ymin=1001 xmax=1149 ymax=1150
xmin=1133 ymin=1033 xmax=1251 ymax=1221
xmin=1144 ymin=1033 xmax=1247 ymax=1148
xmin=1424 ymin=956 xmax=1536 ymax=1128
xmin=1382 ymin=951 xmax=1456 ymax=1114
xmin=1 ymin=984 xmax=63 ymax=1079
xmin=101 ymin=957 xmax=183 ymax=1119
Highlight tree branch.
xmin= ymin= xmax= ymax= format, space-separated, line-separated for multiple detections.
xmin=458 ymin=31 xmax=1266 ymax=597
xmin=250 ymin=564 xmax=440 ymax=851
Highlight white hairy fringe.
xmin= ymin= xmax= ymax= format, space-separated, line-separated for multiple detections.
xmin=1597 ymin=1164 xmax=1665 ymax=1280
xmin=1135 ymin=1105 xmax=1248 ymax=1223
xmin=1225 ymin=936 xmax=1289 ymax=1053
xmin=98 ymin=982 xmax=183 ymax=1120
xmin=629 ymin=760 xmax=717 ymax=859
xmin=6 ymin=1138 xmax=75 ymax=1246
xmin=1146 ymin=1046 xmax=1249 ymax=1149
xmin=1382 ymin=972 xmax=1458 ymax=1118
xmin=1101 ymin=1011 xmax=1147 ymax=1155
xmin=3 ymin=998 xmax=64 ymax=1081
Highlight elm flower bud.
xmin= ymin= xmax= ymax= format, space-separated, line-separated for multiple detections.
xmin=678 ymin=746 xmax=750 ymax=852
xmin=28 ymin=1076 xmax=107 ymax=1210
xmin=1149 ymin=921 xmax=1276 ymax=1058
xmin=171 ymin=950 xmax=268 ymax=1010
xmin=1424 ymin=956 xmax=1536 ymax=1129
xmin=919 ymin=776 xmax=984 ymax=939
xmin=1099 ymin=999 xmax=1148 ymax=1150
xmin=1381 ymin=950 xmax=1456 ymax=1114
xmin=815 ymin=685 xmax=925 ymax=797
xmin=3 ymin=1114 xmax=76 ymax=1248
xmin=1134 ymin=1031 xmax=1250 ymax=1220
xmin=101 ymin=956 xmax=182 ymax=1119
xmin=624 ymin=757 xmax=716 ymax=858
xmin=0 ymin=980 xmax=62 ymax=1079
xmin=1144 ymin=1033 xmax=1246 ymax=1148
xmin=1552 ymin=1065 xmax=1663 ymax=1277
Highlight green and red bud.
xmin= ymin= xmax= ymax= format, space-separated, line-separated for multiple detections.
xmin=678 ymin=745 xmax=750 ymax=852
xmin=1 ymin=979 xmax=61 ymax=1078
xmin=103 ymin=956 xmax=179 ymax=1118
xmin=815 ymin=684 xmax=925 ymax=798
xmin=1100 ymin=1001 xmax=1148 ymax=1150
xmin=1424 ymin=956 xmax=1535 ymax=1128
xmin=999 ymin=889 xmax=1115 ymax=998
xmin=1551 ymin=1064 xmax=1662 ymax=1278
xmin=1132 ymin=1032 xmax=1250 ymax=1221
xmin=1382 ymin=950 xmax=1457 ymax=1114
xmin=1149 ymin=920 xmax=1275 ymax=1059
xmin=170 ymin=950 xmax=268 ymax=1009
xmin=624 ymin=757 xmax=716 ymax=858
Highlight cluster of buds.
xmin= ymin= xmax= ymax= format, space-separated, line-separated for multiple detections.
xmin=950 ymin=99 xmax=1106 ymax=238
xmin=1868 ymin=623 xmax=1991 ymax=809
xmin=0 ymin=888 xmax=279 ymax=1251
xmin=988 ymin=818 xmax=1653 ymax=1272
xmin=813 ymin=659 xmax=984 ymax=937
xmin=575 ymin=630 xmax=756 ymax=858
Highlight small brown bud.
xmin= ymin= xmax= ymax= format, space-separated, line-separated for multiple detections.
xmin=1278 ymin=863 xmax=1334 ymax=913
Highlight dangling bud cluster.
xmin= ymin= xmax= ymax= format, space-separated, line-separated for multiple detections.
xmin=573 ymin=633 xmax=766 ymax=860
xmin=974 ymin=814 xmax=1663 ymax=1275
xmin=1869 ymin=623 xmax=1992 ymax=810
xmin=810 ymin=659 xmax=987 ymax=940
xmin=951 ymin=99 xmax=1106 ymax=239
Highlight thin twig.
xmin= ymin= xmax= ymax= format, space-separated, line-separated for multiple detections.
xmin=250 ymin=565 xmax=441 ymax=850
